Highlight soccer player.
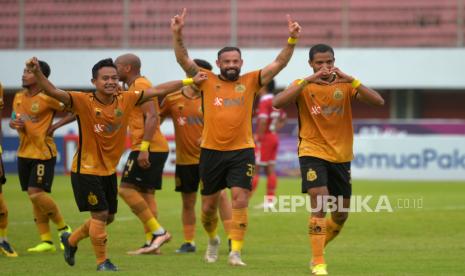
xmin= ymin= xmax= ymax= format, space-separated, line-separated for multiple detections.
xmin=114 ymin=53 xmax=171 ymax=255
xmin=9 ymin=61 xmax=72 ymax=253
xmin=171 ymin=8 xmax=301 ymax=266
xmin=159 ymin=58 xmax=232 ymax=254
xmin=26 ymin=57 xmax=206 ymax=271
xmin=272 ymin=44 xmax=385 ymax=275
xmin=0 ymin=82 xmax=18 ymax=257
xmin=251 ymin=80 xmax=287 ymax=209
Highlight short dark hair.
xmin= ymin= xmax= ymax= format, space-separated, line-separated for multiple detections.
xmin=217 ymin=46 xmax=241 ymax=59
xmin=92 ymin=58 xmax=117 ymax=79
xmin=194 ymin=59 xmax=212 ymax=71
xmin=38 ymin=60 xmax=51 ymax=78
xmin=266 ymin=79 xmax=275 ymax=94
xmin=309 ymin=44 xmax=335 ymax=61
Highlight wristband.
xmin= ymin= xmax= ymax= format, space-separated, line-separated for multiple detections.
xmin=351 ymin=79 xmax=361 ymax=89
xmin=182 ymin=78 xmax=194 ymax=86
xmin=297 ymin=79 xmax=308 ymax=86
xmin=140 ymin=140 xmax=150 ymax=152
xmin=287 ymin=37 xmax=298 ymax=45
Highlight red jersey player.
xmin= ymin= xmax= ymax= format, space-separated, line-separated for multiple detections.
xmin=252 ymin=80 xmax=287 ymax=208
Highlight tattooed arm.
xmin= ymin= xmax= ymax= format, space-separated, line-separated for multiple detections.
xmin=171 ymin=8 xmax=199 ymax=77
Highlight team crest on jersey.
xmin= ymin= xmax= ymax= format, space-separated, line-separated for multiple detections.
xmin=307 ymin=168 xmax=317 ymax=181
xmin=88 ymin=192 xmax=98 ymax=206
xmin=114 ymin=108 xmax=123 ymax=117
xmin=31 ymin=102 xmax=39 ymax=113
xmin=333 ymin=89 xmax=343 ymax=100
xmin=235 ymin=84 xmax=246 ymax=93
xmin=95 ymin=108 xmax=102 ymax=117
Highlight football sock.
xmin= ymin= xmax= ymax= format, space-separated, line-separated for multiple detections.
xmin=201 ymin=211 xmax=218 ymax=239
xmin=89 ymin=218 xmax=107 ymax=264
xmin=32 ymin=203 xmax=52 ymax=242
xmin=119 ymin=188 xmax=164 ymax=234
xmin=69 ymin=219 xmax=90 ymax=247
xmin=325 ymin=217 xmax=344 ymax=246
xmin=30 ymin=192 xmax=66 ymax=229
xmin=145 ymin=231 xmax=153 ymax=245
xmin=230 ymin=208 xmax=248 ymax=252
xmin=309 ymin=216 xmax=326 ymax=265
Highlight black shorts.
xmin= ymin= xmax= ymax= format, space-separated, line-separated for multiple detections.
xmin=0 ymin=157 xmax=6 ymax=185
xmin=71 ymin=172 xmax=118 ymax=214
xmin=18 ymin=157 xmax=56 ymax=193
xmin=120 ymin=151 xmax=168 ymax=190
xmin=175 ymin=164 xmax=200 ymax=193
xmin=199 ymin=148 xmax=255 ymax=196
xmin=299 ymin=156 xmax=352 ymax=198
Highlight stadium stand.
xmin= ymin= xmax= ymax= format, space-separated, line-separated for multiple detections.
xmin=0 ymin=0 xmax=463 ymax=48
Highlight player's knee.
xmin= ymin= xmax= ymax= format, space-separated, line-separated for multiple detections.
xmin=333 ymin=212 xmax=349 ymax=225
xmin=91 ymin=210 xmax=109 ymax=222
xmin=106 ymin=214 xmax=115 ymax=225
xmin=202 ymin=203 xmax=217 ymax=215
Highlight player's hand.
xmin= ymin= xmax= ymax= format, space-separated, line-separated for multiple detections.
xmin=304 ymin=70 xmax=331 ymax=85
xmin=287 ymin=14 xmax=301 ymax=39
xmin=9 ymin=118 xmax=25 ymax=131
xmin=26 ymin=57 xmax=40 ymax=73
xmin=192 ymin=71 xmax=208 ymax=85
xmin=171 ymin=8 xmax=187 ymax=33
xmin=330 ymin=67 xmax=354 ymax=84
xmin=137 ymin=151 xmax=151 ymax=169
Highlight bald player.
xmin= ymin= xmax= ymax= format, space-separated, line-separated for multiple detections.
xmin=115 ymin=53 xmax=171 ymax=255
xmin=27 ymin=57 xmax=206 ymax=271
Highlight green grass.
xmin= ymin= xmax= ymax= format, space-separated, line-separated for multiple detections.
xmin=1 ymin=175 xmax=465 ymax=275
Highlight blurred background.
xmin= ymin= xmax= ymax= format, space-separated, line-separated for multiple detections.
xmin=1 ymin=0 xmax=464 ymax=180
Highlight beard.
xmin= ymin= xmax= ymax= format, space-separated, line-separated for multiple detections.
xmin=220 ymin=68 xmax=240 ymax=81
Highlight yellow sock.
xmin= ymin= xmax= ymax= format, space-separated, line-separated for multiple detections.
xmin=0 ymin=228 xmax=7 ymax=239
xmin=325 ymin=217 xmax=343 ymax=246
xmin=309 ymin=216 xmax=326 ymax=265
xmin=40 ymin=232 xmax=53 ymax=242
xmin=231 ymin=240 xmax=244 ymax=252
xmin=145 ymin=231 xmax=152 ymax=244
xmin=201 ymin=212 xmax=218 ymax=239
xmin=146 ymin=217 xmax=162 ymax=233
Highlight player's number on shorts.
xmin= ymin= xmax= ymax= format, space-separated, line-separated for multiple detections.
xmin=125 ymin=159 xmax=135 ymax=172
xmin=246 ymin=163 xmax=255 ymax=177
xmin=37 ymin=164 xmax=45 ymax=177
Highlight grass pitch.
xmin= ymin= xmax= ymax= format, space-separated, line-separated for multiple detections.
xmin=1 ymin=175 xmax=464 ymax=275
